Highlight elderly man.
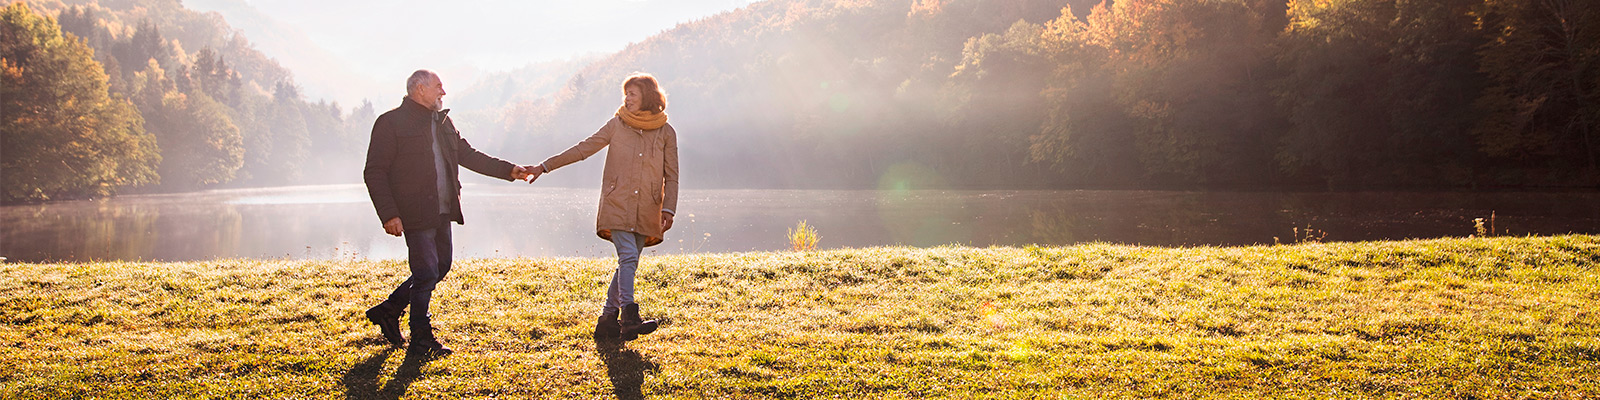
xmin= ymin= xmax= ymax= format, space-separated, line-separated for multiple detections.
xmin=362 ymin=69 xmax=532 ymax=357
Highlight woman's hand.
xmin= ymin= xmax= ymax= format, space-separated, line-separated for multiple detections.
xmin=661 ymin=212 xmax=674 ymax=232
xmin=521 ymin=165 xmax=544 ymax=183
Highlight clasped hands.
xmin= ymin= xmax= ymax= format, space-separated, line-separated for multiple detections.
xmin=510 ymin=165 xmax=542 ymax=182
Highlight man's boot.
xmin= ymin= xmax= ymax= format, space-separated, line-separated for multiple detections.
xmin=594 ymin=310 xmax=621 ymax=341
xmin=365 ymin=304 xmax=405 ymax=347
xmin=619 ymin=303 xmax=658 ymax=341
xmin=406 ymin=311 xmax=452 ymax=358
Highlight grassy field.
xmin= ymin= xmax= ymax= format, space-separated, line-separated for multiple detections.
xmin=2 ymin=235 xmax=1598 ymax=399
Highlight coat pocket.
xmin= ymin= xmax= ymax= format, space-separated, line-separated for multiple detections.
xmin=600 ymin=177 xmax=623 ymax=211
xmin=599 ymin=177 xmax=625 ymax=226
xmin=603 ymin=177 xmax=618 ymax=197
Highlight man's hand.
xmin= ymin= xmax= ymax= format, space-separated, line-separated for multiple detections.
xmin=661 ymin=212 xmax=674 ymax=232
xmin=511 ymin=165 xmax=531 ymax=181
xmin=383 ymin=217 xmax=404 ymax=237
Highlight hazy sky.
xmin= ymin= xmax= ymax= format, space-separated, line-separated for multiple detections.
xmin=188 ymin=0 xmax=755 ymax=106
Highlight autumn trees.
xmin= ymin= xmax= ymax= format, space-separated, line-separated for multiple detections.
xmin=1473 ymin=0 xmax=1600 ymax=184
xmin=2 ymin=2 xmax=158 ymax=202
xmin=507 ymin=0 xmax=1598 ymax=190
xmin=1005 ymin=0 xmax=1285 ymax=186
xmin=3 ymin=0 xmax=371 ymax=202
xmin=1273 ymin=0 xmax=1483 ymax=187
xmin=978 ymin=0 xmax=1598 ymax=188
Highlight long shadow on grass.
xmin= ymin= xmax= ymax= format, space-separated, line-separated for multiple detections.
xmin=597 ymin=341 xmax=660 ymax=400
xmin=340 ymin=347 xmax=437 ymax=400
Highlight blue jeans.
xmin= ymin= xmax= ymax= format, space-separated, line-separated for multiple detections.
xmin=379 ymin=222 xmax=452 ymax=341
xmin=605 ymin=231 xmax=645 ymax=311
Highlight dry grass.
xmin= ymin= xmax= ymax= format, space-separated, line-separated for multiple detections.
xmin=2 ymin=235 xmax=1599 ymax=398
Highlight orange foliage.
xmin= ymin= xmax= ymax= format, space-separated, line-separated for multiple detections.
xmin=909 ymin=0 xmax=943 ymax=19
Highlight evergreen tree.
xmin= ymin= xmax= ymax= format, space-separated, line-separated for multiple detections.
xmin=257 ymin=80 xmax=310 ymax=184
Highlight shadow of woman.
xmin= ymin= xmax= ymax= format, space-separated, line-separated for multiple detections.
xmin=340 ymin=348 xmax=439 ymax=400
xmin=597 ymin=341 xmax=660 ymax=400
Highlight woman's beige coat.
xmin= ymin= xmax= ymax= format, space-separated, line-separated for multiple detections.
xmin=540 ymin=117 xmax=679 ymax=247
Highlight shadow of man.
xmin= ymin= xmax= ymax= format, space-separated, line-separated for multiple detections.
xmin=597 ymin=341 xmax=660 ymax=400
xmin=340 ymin=348 xmax=441 ymax=400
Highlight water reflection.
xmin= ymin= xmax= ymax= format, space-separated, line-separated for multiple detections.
xmin=2 ymin=186 xmax=389 ymax=262
xmin=4 ymin=185 xmax=1600 ymax=262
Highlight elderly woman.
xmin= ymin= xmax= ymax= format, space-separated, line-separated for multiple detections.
xmin=527 ymin=73 xmax=678 ymax=341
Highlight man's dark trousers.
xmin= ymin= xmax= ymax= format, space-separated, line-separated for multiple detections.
xmin=377 ymin=217 xmax=452 ymax=342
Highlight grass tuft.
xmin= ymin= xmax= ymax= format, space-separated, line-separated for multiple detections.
xmin=787 ymin=220 xmax=821 ymax=252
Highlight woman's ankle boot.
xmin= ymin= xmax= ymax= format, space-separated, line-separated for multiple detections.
xmin=619 ymin=303 xmax=658 ymax=341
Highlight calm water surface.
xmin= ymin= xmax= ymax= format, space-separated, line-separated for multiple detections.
xmin=4 ymin=185 xmax=1599 ymax=262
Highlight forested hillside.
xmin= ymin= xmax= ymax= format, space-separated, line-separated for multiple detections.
xmin=2 ymin=0 xmax=369 ymax=203
xmin=496 ymin=0 xmax=1598 ymax=190
xmin=496 ymin=0 xmax=1097 ymax=189
xmin=448 ymin=54 xmax=603 ymax=152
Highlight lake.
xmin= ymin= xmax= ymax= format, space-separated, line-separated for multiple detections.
xmin=4 ymin=185 xmax=1599 ymax=262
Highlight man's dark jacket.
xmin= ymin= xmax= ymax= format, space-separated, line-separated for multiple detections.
xmin=364 ymin=97 xmax=516 ymax=231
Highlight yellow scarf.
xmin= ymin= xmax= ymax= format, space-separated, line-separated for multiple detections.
xmin=617 ymin=106 xmax=668 ymax=131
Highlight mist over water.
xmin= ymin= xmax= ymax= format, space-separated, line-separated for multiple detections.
xmin=6 ymin=185 xmax=1600 ymax=263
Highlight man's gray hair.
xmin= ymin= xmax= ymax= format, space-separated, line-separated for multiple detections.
xmin=406 ymin=70 xmax=436 ymax=96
